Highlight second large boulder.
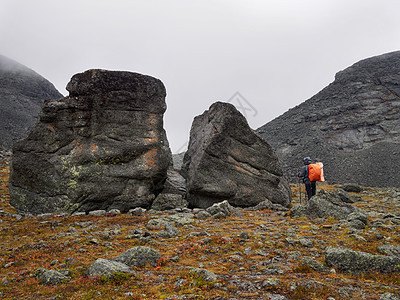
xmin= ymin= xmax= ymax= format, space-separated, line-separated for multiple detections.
xmin=182 ymin=102 xmax=291 ymax=208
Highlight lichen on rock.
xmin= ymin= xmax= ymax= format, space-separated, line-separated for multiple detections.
xmin=110 ymin=246 xmax=161 ymax=268
xmin=9 ymin=69 xmax=172 ymax=214
xmin=325 ymin=247 xmax=400 ymax=274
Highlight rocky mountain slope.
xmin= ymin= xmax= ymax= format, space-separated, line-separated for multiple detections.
xmin=257 ymin=51 xmax=400 ymax=188
xmin=0 ymin=55 xmax=62 ymax=150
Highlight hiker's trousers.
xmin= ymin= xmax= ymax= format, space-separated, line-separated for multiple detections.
xmin=305 ymin=181 xmax=316 ymax=200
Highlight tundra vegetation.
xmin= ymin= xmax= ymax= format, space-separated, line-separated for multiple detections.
xmin=0 ymin=156 xmax=399 ymax=299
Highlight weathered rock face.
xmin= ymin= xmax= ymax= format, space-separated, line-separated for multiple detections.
xmin=182 ymin=102 xmax=291 ymax=208
xmin=10 ymin=69 xmax=172 ymax=214
xmin=0 ymin=55 xmax=63 ymax=149
xmin=257 ymin=51 xmax=400 ymax=187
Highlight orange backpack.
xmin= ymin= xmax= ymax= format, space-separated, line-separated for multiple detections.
xmin=308 ymin=162 xmax=325 ymax=182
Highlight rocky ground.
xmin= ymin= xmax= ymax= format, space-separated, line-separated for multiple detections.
xmin=0 ymin=155 xmax=399 ymax=299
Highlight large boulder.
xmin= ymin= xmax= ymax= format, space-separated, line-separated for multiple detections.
xmin=0 ymin=55 xmax=63 ymax=150
xmin=182 ymin=102 xmax=291 ymax=208
xmin=9 ymin=69 xmax=172 ymax=214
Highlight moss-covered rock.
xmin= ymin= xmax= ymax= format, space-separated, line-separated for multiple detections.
xmin=325 ymin=247 xmax=400 ymax=274
xmin=34 ymin=268 xmax=70 ymax=285
xmin=377 ymin=245 xmax=400 ymax=258
xmin=85 ymin=258 xmax=135 ymax=278
xmin=111 ymin=246 xmax=161 ymax=268
xmin=301 ymin=256 xmax=329 ymax=272
xmin=189 ymin=268 xmax=218 ymax=282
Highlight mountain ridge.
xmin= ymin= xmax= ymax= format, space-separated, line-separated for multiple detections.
xmin=257 ymin=51 xmax=400 ymax=187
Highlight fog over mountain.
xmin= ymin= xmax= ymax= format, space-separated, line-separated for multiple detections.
xmin=2 ymin=1 xmax=400 ymax=152
xmin=0 ymin=55 xmax=63 ymax=149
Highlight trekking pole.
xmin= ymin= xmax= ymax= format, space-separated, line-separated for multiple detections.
xmin=298 ymin=177 xmax=302 ymax=205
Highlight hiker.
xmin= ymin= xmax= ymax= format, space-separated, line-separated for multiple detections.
xmin=298 ymin=156 xmax=316 ymax=200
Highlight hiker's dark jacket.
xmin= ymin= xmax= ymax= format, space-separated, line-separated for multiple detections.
xmin=299 ymin=165 xmax=311 ymax=183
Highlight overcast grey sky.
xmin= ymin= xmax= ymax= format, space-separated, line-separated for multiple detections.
xmin=2 ymin=0 xmax=400 ymax=153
